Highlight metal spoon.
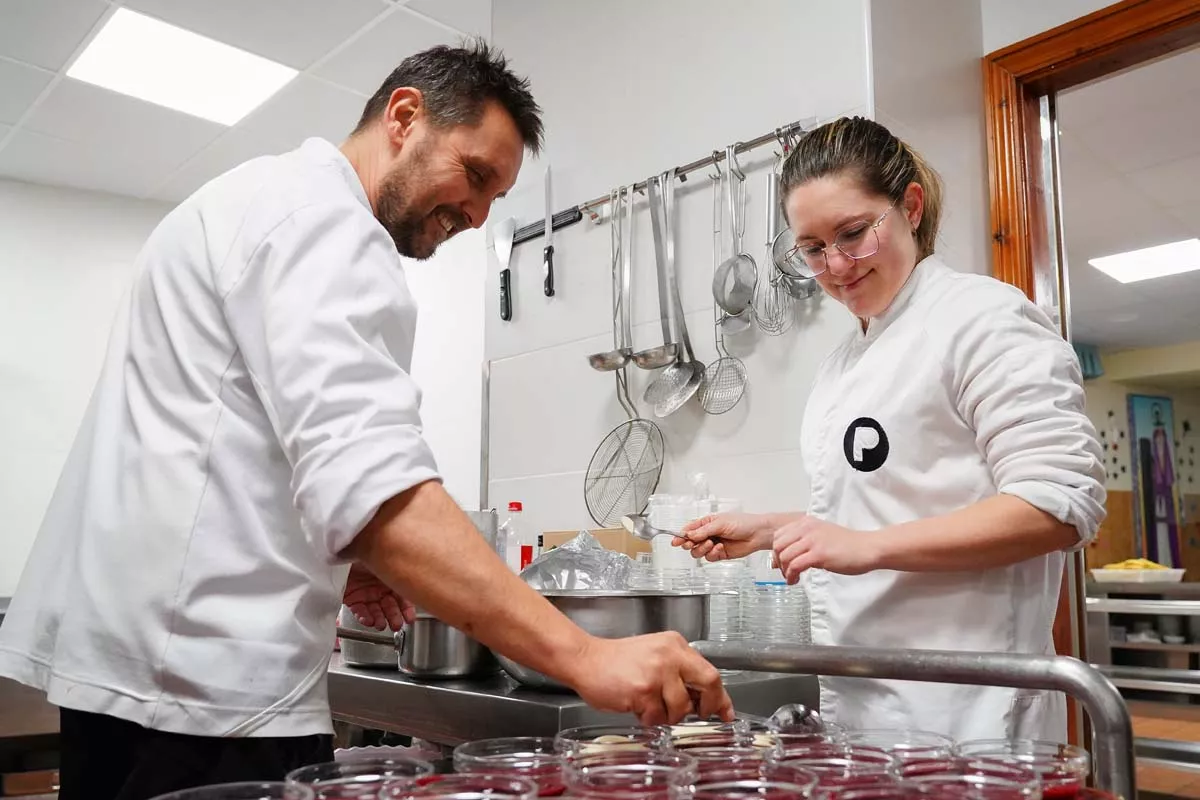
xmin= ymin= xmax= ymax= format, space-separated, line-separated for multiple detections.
xmin=768 ymin=703 xmax=827 ymax=733
xmin=621 ymin=514 xmax=676 ymax=541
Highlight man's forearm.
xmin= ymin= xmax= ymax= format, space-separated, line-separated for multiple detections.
xmin=872 ymin=494 xmax=1080 ymax=572
xmin=342 ymin=481 xmax=592 ymax=687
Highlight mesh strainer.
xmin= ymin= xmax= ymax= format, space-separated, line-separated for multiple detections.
xmin=584 ymin=368 xmax=665 ymax=527
xmin=699 ymin=167 xmax=748 ymax=415
xmin=711 ymin=144 xmax=757 ymax=318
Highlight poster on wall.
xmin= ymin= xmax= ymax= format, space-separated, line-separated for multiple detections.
xmin=1128 ymin=394 xmax=1183 ymax=566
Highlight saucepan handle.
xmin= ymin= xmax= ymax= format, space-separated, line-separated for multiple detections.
xmin=336 ymin=626 xmax=399 ymax=650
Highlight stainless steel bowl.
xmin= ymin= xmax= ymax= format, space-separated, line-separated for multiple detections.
xmin=497 ymin=590 xmax=710 ymax=690
xmin=337 ymin=614 xmax=499 ymax=679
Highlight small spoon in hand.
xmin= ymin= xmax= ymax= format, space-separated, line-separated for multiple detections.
xmin=621 ymin=514 xmax=678 ymax=542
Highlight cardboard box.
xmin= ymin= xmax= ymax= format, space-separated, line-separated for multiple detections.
xmin=541 ymin=528 xmax=652 ymax=559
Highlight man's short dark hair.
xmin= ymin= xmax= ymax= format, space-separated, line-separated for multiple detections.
xmin=353 ymin=39 xmax=543 ymax=154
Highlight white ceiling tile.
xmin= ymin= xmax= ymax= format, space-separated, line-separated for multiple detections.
xmin=0 ymin=0 xmax=110 ymax=71
xmin=22 ymin=79 xmax=224 ymax=178
xmin=0 ymin=59 xmax=52 ymax=125
xmin=1126 ymin=153 xmax=1200 ymax=210
xmin=123 ymin=0 xmax=390 ymax=70
xmin=311 ymin=8 xmax=460 ymax=95
xmin=0 ymin=128 xmax=174 ymax=197
xmin=1068 ymin=99 xmax=1200 ymax=174
xmin=1166 ymin=202 xmax=1200 ymax=237
xmin=406 ymin=0 xmax=491 ymax=37
xmin=152 ymin=76 xmax=366 ymax=202
xmin=1058 ymin=45 xmax=1200 ymax=126
xmin=0 ymin=124 xmax=10 ymax=140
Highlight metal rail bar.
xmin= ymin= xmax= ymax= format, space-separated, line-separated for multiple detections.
xmin=692 ymin=642 xmax=1134 ymax=799
xmin=511 ymin=117 xmax=818 ymax=246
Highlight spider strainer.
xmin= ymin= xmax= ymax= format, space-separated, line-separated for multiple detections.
xmin=583 ymin=367 xmax=665 ymax=527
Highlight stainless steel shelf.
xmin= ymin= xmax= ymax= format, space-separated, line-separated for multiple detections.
xmin=1111 ymin=640 xmax=1200 ymax=653
xmin=1087 ymin=597 xmax=1200 ymax=615
xmin=1137 ymin=737 xmax=1200 ymax=773
xmin=327 ymin=654 xmax=817 ymax=746
xmin=1097 ymin=664 xmax=1200 ymax=695
xmin=1089 ymin=581 xmax=1200 ymax=598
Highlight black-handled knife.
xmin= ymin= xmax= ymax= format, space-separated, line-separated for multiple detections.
xmin=543 ymin=164 xmax=555 ymax=297
xmin=500 ymin=268 xmax=512 ymax=321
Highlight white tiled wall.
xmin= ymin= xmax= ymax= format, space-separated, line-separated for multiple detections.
xmin=404 ymin=227 xmax=488 ymax=510
xmin=484 ymin=0 xmax=870 ymax=534
xmin=870 ymin=0 xmax=990 ymax=277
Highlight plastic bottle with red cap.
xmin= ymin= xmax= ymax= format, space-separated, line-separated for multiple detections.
xmin=503 ymin=501 xmax=536 ymax=573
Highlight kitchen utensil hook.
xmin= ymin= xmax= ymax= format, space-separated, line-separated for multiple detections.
xmin=727 ymin=142 xmax=747 ymax=181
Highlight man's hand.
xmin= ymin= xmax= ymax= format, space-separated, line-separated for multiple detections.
xmin=568 ymin=633 xmax=734 ymax=725
xmin=343 ymin=563 xmax=415 ymax=631
xmin=344 ymin=481 xmax=731 ymax=724
xmin=773 ymin=516 xmax=882 ymax=583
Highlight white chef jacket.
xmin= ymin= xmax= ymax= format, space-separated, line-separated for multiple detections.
xmin=0 ymin=138 xmax=440 ymax=737
xmin=801 ymin=255 xmax=1105 ymax=741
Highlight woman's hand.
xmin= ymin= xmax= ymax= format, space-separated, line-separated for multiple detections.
xmin=674 ymin=513 xmax=776 ymax=562
xmin=773 ymin=516 xmax=883 ymax=583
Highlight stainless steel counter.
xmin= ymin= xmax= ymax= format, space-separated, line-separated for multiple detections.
xmin=328 ymin=654 xmax=818 ymax=746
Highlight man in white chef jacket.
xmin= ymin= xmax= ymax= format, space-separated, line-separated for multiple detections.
xmin=0 ymin=42 xmax=731 ymax=800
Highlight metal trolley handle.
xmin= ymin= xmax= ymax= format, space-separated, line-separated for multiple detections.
xmin=692 ymin=642 xmax=1135 ymax=800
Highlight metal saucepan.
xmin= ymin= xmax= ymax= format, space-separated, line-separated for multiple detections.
xmin=497 ymin=590 xmax=710 ymax=690
xmin=337 ymin=614 xmax=499 ymax=679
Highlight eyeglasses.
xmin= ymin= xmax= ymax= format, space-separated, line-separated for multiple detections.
xmin=781 ymin=205 xmax=896 ymax=279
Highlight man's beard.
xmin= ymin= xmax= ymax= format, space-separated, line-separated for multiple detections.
xmin=375 ymin=143 xmax=467 ymax=261
xmin=376 ymin=164 xmax=437 ymax=260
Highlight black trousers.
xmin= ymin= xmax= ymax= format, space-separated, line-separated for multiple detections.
xmin=58 ymin=708 xmax=334 ymax=800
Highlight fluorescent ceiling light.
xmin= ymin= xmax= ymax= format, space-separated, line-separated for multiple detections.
xmin=1089 ymin=238 xmax=1200 ymax=284
xmin=67 ymin=8 xmax=297 ymax=126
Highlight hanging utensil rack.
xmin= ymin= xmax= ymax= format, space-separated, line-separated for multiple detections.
xmin=510 ymin=117 xmax=816 ymax=247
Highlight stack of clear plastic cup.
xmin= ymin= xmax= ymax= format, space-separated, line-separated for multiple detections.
xmin=698 ymin=560 xmax=749 ymax=651
xmin=648 ymin=495 xmax=702 ymax=590
xmin=747 ymin=581 xmax=810 ymax=645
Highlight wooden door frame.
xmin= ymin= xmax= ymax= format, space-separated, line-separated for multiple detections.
xmin=983 ymin=0 xmax=1200 ymax=746
xmin=984 ymin=0 xmax=1200 ymax=303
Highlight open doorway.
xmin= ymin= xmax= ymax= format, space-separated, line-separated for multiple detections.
xmin=984 ymin=0 xmax=1200 ymax=788
xmin=1058 ymin=42 xmax=1200 ymax=794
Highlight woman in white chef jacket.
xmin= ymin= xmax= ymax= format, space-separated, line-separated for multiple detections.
xmin=677 ymin=116 xmax=1106 ymax=741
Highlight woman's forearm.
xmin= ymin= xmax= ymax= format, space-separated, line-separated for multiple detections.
xmin=871 ymin=494 xmax=1080 ymax=572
